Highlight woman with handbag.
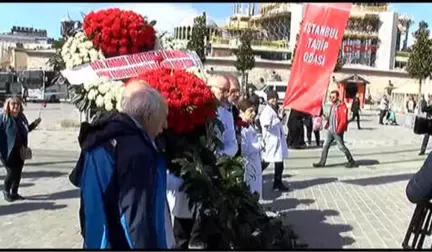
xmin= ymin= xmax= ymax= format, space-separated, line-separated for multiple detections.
xmin=0 ymin=97 xmax=41 ymax=202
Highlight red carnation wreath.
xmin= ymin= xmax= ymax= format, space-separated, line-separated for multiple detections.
xmin=83 ymin=8 xmax=156 ymax=57
xmin=137 ymin=68 xmax=217 ymax=134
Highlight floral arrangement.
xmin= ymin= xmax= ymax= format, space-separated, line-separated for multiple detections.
xmin=134 ymin=67 xmax=302 ymax=249
xmin=72 ymin=77 xmax=125 ymax=112
xmin=155 ymin=32 xmax=188 ymax=51
xmin=139 ymin=68 xmax=216 ymax=133
xmin=51 ymin=7 xmax=303 ymax=249
xmin=185 ymin=66 xmax=211 ymax=83
xmin=61 ymin=32 xmax=105 ymax=69
xmin=83 ymin=8 xmax=156 ymax=57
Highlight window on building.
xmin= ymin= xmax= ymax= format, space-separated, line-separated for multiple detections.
xmin=341 ymin=39 xmax=377 ymax=67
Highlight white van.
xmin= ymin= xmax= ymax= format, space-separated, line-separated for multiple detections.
xmin=254 ymin=81 xmax=288 ymax=104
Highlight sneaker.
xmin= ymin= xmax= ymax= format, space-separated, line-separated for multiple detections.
xmin=273 ymin=183 xmax=290 ymax=192
xmin=345 ymin=161 xmax=357 ymax=168
xmin=11 ymin=194 xmax=25 ymax=201
xmin=313 ymin=163 xmax=325 ymax=168
xmin=419 ymin=151 xmax=425 ymax=156
xmin=3 ymin=191 xmax=13 ymax=202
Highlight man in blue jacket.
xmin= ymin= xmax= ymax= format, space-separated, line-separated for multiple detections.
xmin=69 ymin=86 xmax=171 ymax=249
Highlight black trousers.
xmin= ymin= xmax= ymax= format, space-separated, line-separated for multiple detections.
xmin=421 ymin=134 xmax=430 ymax=153
xmin=3 ymin=150 xmax=25 ymax=194
xmin=173 ymin=216 xmax=224 ymax=249
xmin=350 ymin=111 xmax=361 ymax=129
xmin=173 ymin=217 xmax=195 ymax=249
xmin=262 ymin=161 xmax=284 ymax=186
xmin=379 ymin=110 xmax=387 ymax=124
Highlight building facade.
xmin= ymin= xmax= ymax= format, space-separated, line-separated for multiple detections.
xmin=0 ymin=26 xmax=53 ymax=69
xmin=205 ymin=3 xmax=411 ymax=72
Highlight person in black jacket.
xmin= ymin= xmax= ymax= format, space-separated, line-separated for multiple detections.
xmin=350 ymin=95 xmax=361 ymax=130
xmin=406 ymin=152 xmax=432 ymax=203
xmin=419 ymin=98 xmax=432 ymax=156
xmin=287 ymin=109 xmax=306 ymax=149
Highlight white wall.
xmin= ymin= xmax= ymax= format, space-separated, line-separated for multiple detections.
xmin=376 ymin=11 xmax=398 ymax=70
xmin=289 ymin=3 xmax=304 ymax=52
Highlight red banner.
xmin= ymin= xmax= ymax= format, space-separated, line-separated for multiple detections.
xmin=283 ymin=3 xmax=352 ymax=116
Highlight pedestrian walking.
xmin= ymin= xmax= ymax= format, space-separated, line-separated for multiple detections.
xmin=350 ymin=94 xmax=361 ymax=129
xmin=313 ymin=91 xmax=356 ymax=168
xmin=406 ymin=95 xmax=417 ymax=113
xmin=0 ymin=97 xmax=41 ymax=202
xmin=419 ymin=98 xmax=432 ymax=156
xmin=259 ymin=90 xmax=289 ymax=191
xmin=309 ymin=107 xmax=323 ymax=147
xmin=379 ymin=95 xmax=389 ymax=125
xmin=69 ymin=84 xmax=173 ymax=249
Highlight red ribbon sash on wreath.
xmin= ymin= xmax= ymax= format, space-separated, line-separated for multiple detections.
xmin=283 ymin=3 xmax=352 ymax=116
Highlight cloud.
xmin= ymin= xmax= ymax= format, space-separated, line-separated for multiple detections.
xmin=115 ymin=3 xmax=200 ymax=34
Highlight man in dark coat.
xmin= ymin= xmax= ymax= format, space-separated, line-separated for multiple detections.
xmin=287 ymin=109 xmax=306 ymax=149
xmin=69 ymin=87 xmax=172 ymax=249
xmin=350 ymin=94 xmax=361 ymax=129
xmin=419 ymin=97 xmax=432 ymax=155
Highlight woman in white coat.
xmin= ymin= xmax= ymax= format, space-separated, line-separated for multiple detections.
xmin=259 ymin=90 xmax=290 ymax=191
xmin=238 ymin=99 xmax=263 ymax=200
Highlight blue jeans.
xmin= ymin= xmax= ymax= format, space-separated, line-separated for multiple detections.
xmin=319 ymin=130 xmax=354 ymax=165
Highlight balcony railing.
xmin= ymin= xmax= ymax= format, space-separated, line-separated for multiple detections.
xmin=211 ymin=37 xmax=289 ymax=49
xmin=396 ymin=51 xmax=410 ymax=58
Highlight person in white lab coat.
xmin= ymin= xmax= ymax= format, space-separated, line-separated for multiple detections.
xmin=167 ymin=75 xmax=237 ymax=249
xmin=238 ymin=98 xmax=263 ymax=199
xmin=259 ymin=90 xmax=290 ymax=191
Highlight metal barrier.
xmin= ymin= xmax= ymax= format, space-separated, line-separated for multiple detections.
xmin=402 ymin=202 xmax=432 ymax=249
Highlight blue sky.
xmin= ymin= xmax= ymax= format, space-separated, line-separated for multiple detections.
xmin=0 ymin=2 xmax=430 ymax=45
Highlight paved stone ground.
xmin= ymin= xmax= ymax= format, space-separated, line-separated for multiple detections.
xmin=0 ymin=106 xmax=430 ymax=248
xmin=262 ymin=112 xmax=431 ymax=249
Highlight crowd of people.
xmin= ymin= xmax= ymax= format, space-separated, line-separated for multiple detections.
xmin=7 ymin=70 xmax=432 ymax=248
xmin=66 ymin=74 xmax=293 ymax=249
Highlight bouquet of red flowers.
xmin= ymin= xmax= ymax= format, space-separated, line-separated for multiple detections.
xmin=83 ymin=8 xmax=156 ymax=57
xmin=137 ymin=68 xmax=217 ymax=133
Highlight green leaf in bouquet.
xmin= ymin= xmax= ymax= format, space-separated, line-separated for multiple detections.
xmin=149 ymin=20 xmax=157 ymax=26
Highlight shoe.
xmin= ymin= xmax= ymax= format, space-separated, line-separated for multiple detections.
xmin=273 ymin=182 xmax=290 ymax=192
xmin=3 ymin=191 xmax=13 ymax=202
xmin=419 ymin=151 xmax=425 ymax=156
xmin=313 ymin=163 xmax=325 ymax=168
xmin=11 ymin=194 xmax=25 ymax=201
xmin=345 ymin=161 xmax=357 ymax=168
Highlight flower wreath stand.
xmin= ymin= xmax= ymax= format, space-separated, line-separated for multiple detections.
xmin=51 ymin=7 xmax=305 ymax=250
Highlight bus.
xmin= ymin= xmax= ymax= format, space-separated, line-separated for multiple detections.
xmin=19 ymin=70 xmax=68 ymax=102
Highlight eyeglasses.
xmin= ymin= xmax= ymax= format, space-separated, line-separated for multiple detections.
xmin=216 ymin=86 xmax=230 ymax=94
xmin=230 ymin=88 xmax=240 ymax=95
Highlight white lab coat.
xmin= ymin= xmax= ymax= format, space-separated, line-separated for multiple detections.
xmin=165 ymin=200 xmax=175 ymax=249
xmin=167 ymin=173 xmax=194 ymax=220
xmin=259 ymin=105 xmax=288 ymax=162
xmin=241 ymin=124 xmax=263 ymax=200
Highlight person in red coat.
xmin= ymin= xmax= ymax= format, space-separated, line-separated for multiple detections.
xmin=313 ymin=90 xmax=356 ymax=168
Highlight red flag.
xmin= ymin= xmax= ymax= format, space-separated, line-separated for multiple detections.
xmin=283 ymin=3 xmax=352 ymax=116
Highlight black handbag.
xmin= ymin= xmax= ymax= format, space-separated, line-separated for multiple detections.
xmin=414 ymin=116 xmax=432 ymax=135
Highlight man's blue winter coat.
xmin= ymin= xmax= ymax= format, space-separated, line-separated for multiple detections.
xmin=69 ymin=112 xmax=168 ymax=249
